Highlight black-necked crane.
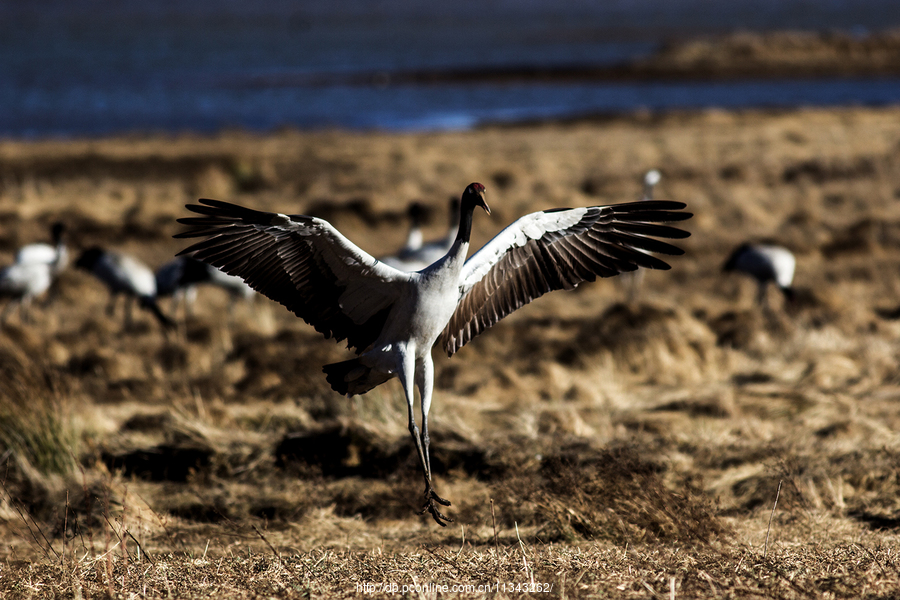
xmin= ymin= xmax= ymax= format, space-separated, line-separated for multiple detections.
xmin=155 ymin=255 xmax=207 ymax=308
xmin=156 ymin=255 xmax=255 ymax=317
xmin=642 ymin=169 xmax=661 ymax=201
xmin=14 ymin=221 xmax=69 ymax=302
xmin=175 ymin=183 xmax=692 ymax=525
xmin=16 ymin=222 xmax=69 ymax=276
xmin=381 ymin=198 xmax=460 ymax=272
xmin=386 ymin=202 xmax=426 ymax=262
xmin=1 ymin=222 xmax=68 ymax=322
xmin=723 ymin=242 xmax=796 ymax=307
xmin=0 ymin=261 xmax=53 ymax=323
xmin=75 ymin=247 xmax=174 ymax=330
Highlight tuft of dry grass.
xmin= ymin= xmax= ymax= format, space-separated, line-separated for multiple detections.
xmin=530 ymin=445 xmax=726 ymax=545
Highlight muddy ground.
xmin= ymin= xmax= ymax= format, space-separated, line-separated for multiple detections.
xmin=1 ymin=104 xmax=900 ymax=597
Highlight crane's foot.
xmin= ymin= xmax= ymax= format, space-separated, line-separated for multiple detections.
xmin=419 ymin=485 xmax=452 ymax=526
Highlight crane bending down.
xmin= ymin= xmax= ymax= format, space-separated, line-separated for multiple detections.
xmin=723 ymin=242 xmax=795 ymax=307
xmin=175 ymin=183 xmax=692 ymax=525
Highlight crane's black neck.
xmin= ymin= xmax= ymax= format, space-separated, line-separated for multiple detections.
xmin=455 ymin=204 xmax=475 ymax=245
xmin=455 ymin=189 xmax=485 ymax=245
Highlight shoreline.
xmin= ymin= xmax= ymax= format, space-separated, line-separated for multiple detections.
xmin=245 ymin=29 xmax=900 ymax=87
xmin=3 ymin=102 xmax=899 ymax=146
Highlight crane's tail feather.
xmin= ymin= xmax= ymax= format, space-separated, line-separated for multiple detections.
xmin=323 ymin=358 xmax=393 ymax=396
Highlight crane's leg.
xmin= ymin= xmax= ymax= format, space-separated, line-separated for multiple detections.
xmin=106 ymin=292 xmax=118 ymax=317
xmin=398 ymin=350 xmax=428 ymax=478
xmin=417 ymin=354 xmax=452 ymax=520
xmin=398 ymin=349 xmax=451 ymax=526
xmin=125 ymin=296 xmax=135 ymax=329
xmin=756 ymin=282 xmax=769 ymax=308
xmin=19 ymin=296 xmax=33 ymax=324
xmin=0 ymin=300 xmax=14 ymax=324
xmin=417 ymin=355 xmax=436 ymax=476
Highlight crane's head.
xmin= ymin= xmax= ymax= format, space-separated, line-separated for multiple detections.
xmin=462 ymin=182 xmax=490 ymax=215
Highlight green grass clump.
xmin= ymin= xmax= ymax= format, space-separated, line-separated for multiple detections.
xmin=0 ymin=340 xmax=79 ymax=477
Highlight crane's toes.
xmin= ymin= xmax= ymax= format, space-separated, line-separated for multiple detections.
xmin=429 ymin=488 xmax=452 ymax=507
xmin=419 ymin=498 xmax=453 ymax=526
xmin=418 ymin=485 xmax=452 ymax=525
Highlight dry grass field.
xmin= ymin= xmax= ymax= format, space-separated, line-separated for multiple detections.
xmin=1 ymin=105 xmax=900 ymax=598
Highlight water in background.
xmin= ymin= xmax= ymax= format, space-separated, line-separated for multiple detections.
xmin=2 ymin=0 xmax=899 ymax=137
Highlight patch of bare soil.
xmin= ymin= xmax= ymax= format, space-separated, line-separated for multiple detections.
xmin=2 ymin=105 xmax=900 ymax=597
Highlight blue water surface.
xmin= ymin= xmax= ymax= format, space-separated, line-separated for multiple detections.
xmin=2 ymin=0 xmax=899 ymax=137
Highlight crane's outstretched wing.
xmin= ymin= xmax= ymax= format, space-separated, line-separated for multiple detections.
xmin=175 ymin=199 xmax=411 ymax=353
xmin=441 ymin=200 xmax=692 ymax=355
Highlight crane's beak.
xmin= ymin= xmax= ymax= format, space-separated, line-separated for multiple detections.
xmin=477 ymin=191 xmax=491 ymax=215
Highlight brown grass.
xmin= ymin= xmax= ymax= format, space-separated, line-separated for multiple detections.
xmin=2 ymin=105 xmax=900 ymax=597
